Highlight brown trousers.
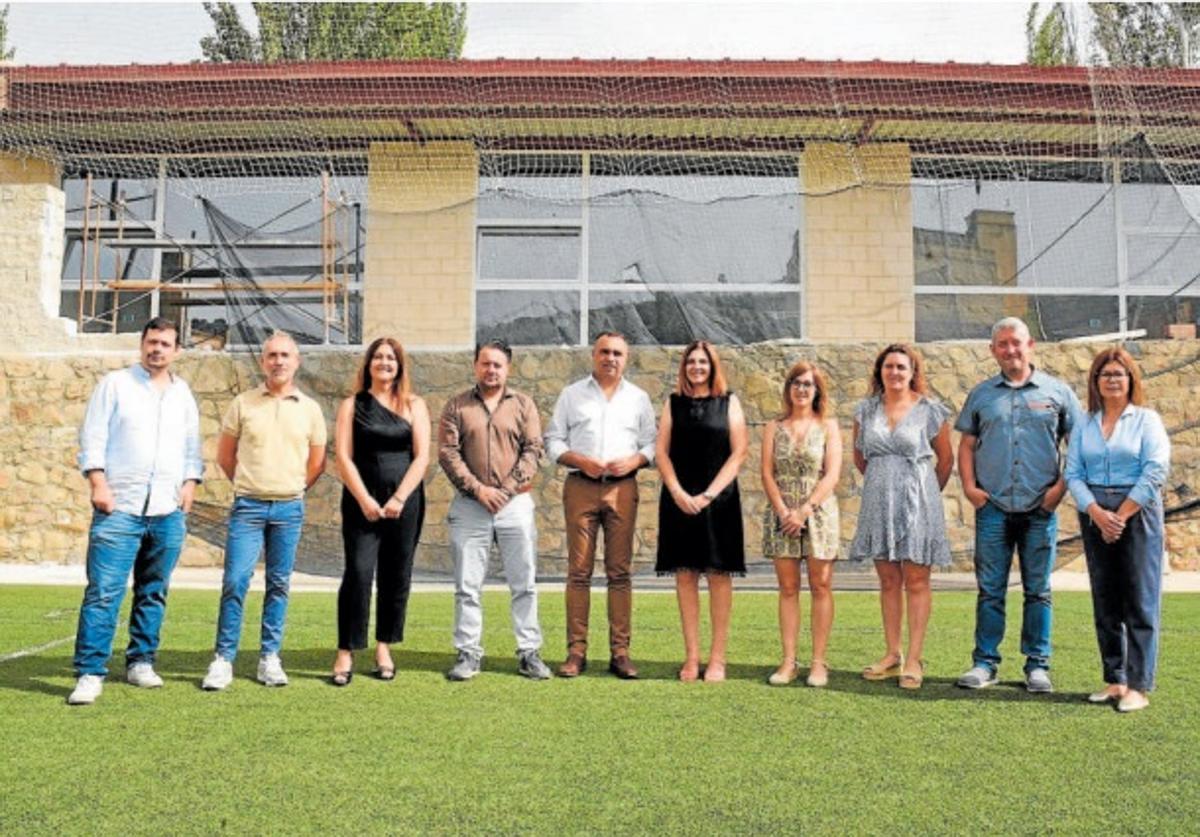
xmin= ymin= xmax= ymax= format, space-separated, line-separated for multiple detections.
xmin=562 ymin=473 xmax=639 ymax=656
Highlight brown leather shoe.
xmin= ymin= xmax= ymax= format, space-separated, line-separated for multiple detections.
xmin=557 ymin=652 xmax=587 ymax=678
xmin=608 ymin=654 xmax=639 ymax=680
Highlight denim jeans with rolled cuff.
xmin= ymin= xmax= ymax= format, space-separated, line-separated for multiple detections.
xmin=73 ymin=509 xmax=186 ymax=677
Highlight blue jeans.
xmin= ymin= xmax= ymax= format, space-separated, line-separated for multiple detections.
xmin=1079 ymin=486 xmax=1164 ymax=692
xmin=214 ymin=497 xmax=305 ymax=660
xmin=972 ymin=500 xmax=1057 ymax=674
xmin=73 ymin=509 xmax=186 ymax=677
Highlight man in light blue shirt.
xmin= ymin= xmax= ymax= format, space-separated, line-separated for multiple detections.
xmin=68 ymin=317 xmax=203 ymax=705
xmin=955 ymin=317 xmax=1082 ymax=693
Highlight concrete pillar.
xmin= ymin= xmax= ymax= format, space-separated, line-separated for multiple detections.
xmin=364 ymin=141 xmax=478 ymax=349
xmin=802 ymin=142 xmax=914 ymax=342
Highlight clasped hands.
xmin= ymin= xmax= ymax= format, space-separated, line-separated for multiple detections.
xmin=574 ymin=453 xmax=642 ymax=482
xmin=1088 ymin=504 xmax=1126 ymax=544
xmin=777 ymin=502 xmax=813 ymax=537
xmin=360 ymin=494 xmax=406 ymax=522
xmin=670 ymin=485 xmax=713 ymax=516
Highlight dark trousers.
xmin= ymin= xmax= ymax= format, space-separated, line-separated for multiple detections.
xmin=1078 ymin=486 xmax=1164 ymax=693
xmin=337 ymin=492 xmax=424 ymax=650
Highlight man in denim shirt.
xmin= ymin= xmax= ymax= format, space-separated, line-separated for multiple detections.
xmin=956 ymin=317 xmax=1082 ymax=693
xmin=69 ymin=317 xmax=203 ymax=705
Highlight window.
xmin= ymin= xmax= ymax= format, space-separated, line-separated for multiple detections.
xmin=59 ymin=159 xmax=367 ymax=346
xmin=913 ymin=159 xmax=1200 ymax=341
xmin=475 ymin=153 xmax=802 ymax=346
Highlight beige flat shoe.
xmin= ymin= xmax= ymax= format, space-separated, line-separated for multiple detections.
xmin=768 ymin=660 xmax=799 ymax=686
xmin=1117 ymin=691 xmax=1150 ymax=713
xmin=806 ymin=660 xmax=829 ymax=688
xmin=1087 ymin=686 xmax=1125 ymax=704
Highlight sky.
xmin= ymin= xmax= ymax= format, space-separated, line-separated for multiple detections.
xmin=6 ymin=1 xmax=1031 ymax=66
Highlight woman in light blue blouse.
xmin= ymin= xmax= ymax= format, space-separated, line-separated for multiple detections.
xmin=1065 ymin=347 xmax=1170 ymax=713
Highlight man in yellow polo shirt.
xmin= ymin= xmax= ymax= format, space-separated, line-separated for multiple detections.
xmin=202 ymin=331 xmax=327 ymax=690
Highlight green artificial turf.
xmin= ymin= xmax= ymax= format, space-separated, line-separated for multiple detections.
xmin=0 ymin=585 xmax=1197 ymax=835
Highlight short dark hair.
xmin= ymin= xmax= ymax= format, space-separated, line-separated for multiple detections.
xmin=593 ymin=330 xmax=627 ymax=344
xmin=475 ymin=339 xmax=512 ymax=362
xmin=141 ymin=316 xmax=180 ymax=346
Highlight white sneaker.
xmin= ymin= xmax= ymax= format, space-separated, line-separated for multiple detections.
xmin=956 ymin=665 xmax=999 ymax=689
xmin=126 ymin=662 xmax=164 ymax=689
xmin=202 ymin=655 xmax=234 ymax=691
xmin=67 ymin=674 xmax=104 ymax=705
xmin=257 ymin=653 xmax=289 ymax=687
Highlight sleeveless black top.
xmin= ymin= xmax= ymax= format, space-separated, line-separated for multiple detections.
xmin=341 ymin=391 xmax=425 ymax=525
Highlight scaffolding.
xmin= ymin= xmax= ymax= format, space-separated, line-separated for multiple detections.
xmin=68 ymin=171 xmax=361 ymax=346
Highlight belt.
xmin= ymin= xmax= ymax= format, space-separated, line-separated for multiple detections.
xmin=569 ymin=471 xmax=637 ymax=484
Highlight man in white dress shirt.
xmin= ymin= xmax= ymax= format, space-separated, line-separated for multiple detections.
xmin=69 ymin=317 xmax=203 ymax=705
xmin=545 ymin=332 xmax=656 ymax=679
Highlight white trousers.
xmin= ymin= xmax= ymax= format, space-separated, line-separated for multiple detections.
xmin=449 ymin=492 xmax=543 ymax=657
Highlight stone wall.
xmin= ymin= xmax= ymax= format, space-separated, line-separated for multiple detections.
xmin=2 ymin=341 xmax=1197 ymax=572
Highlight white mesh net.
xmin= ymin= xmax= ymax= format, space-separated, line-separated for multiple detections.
xmin=3 ymin=59 xmax=1193 ymax=348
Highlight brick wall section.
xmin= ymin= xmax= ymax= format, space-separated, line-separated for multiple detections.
xmin=2 ymin=341 xmax=1197 ymax=574
xmin=803 ymin=142 xmax=915 ymax=341
xmin=364 ymin=141 xmax=478 ymax=348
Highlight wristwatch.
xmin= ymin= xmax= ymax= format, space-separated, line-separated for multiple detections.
xmin=702 ymin=490 xmax=717 ymax=501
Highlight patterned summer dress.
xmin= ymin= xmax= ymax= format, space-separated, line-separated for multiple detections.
xmin=849 ymin=396 xmax=952 ymax=567
xmin=761 ymin=420 xmax=841 ymax=560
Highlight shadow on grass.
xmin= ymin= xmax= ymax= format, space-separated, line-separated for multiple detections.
xmin=1 ymin=649 xmax=1091 ymax=706
xmin=0 ymin=646 xmax=549 ymax=699
xmin=763 ymin=666 xmax=1092 ymax=704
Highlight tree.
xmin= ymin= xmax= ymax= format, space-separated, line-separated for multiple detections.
xmin=200 ymin=2 xmax=257 ymax=63
xmin=1089 ymin=2 xmax=1198 ymax=68
xmin=200 ymin=2 xmax=467 ymax=63
xmin=1026 ymin=3 xmax=1079 ymax=66
xmin=0 ymin=4 xmax=15 ymax=62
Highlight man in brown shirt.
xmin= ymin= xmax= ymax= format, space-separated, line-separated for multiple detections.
xmin=438 ymin=339 xmax=549 ymax=681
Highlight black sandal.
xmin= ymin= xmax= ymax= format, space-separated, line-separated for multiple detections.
xmin=331 ymin=670 xmax=353 ymax=687
xmin=373 ymin=666 xmax=396 ymax=681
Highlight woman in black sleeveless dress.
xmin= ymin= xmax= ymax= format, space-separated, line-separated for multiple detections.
xmin=655 ymin=341 xmax=748 ymax=682
xmin=330 ymin=337 xmax=430 ymax=685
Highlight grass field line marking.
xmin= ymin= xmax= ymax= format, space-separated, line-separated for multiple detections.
xmin=0 ymin=635 xmax=74 ymax=663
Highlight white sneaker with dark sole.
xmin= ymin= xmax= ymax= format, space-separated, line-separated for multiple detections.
xmin=1025 ymin=668 xmax=1053 ymax=693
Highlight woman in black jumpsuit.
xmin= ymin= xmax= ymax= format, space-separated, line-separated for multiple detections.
xmin=331 ymin=337 xmax=430 ymax=685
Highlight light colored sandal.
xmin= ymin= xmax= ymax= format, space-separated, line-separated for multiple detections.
xmin=898 ymin=660 xmax=926 ymax=690
xmin=862 ymin=654 xmax=903 ymax=681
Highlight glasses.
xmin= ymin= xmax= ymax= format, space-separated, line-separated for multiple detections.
xmin=1098 ymin=371 xmax=1129 ymax=380
xmin=789 ymin=380 xmax=816 ymax=390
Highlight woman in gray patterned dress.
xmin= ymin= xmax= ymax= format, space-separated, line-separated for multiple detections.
xmin=761 ymin=361 xmax=842 ymax=688
xmin=851 ymin=344 xmax=953 ymax=690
